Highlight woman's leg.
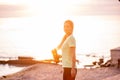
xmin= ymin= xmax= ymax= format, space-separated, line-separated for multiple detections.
xmin=63 ymin=68 xmax=77 ymax=80
xmin=71 ymin=68 xmax=77 ymax=80
xmin=63 ymin=68 xmax=71 ymax=80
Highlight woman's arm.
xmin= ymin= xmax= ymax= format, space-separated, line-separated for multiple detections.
xmin=70 ymin=47 xmax=77 ymax=78
xmin=56 ymin=35 xmax=67 ymax=50
xmin=70 ymin=47 xmax=76 ymax=68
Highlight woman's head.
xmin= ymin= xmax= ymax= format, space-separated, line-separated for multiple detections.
xmin=64 ymin=20 xmax=74 ymax=35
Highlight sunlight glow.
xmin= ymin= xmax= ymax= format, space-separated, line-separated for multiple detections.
xmin=2 ymin=16 xmax=116 ymax=60
xmin=0 ymin=0 xmax=119 ymax=60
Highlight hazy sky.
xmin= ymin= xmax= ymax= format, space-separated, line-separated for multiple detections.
xmin=0 ymin=0 xmax=120 ymax=58
xmin=67 ymin=0 xmax=120 ymax=15
xmin=0 ymin=0 xmax=120 ymax=17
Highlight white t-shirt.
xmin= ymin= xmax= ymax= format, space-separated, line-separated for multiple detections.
xmin=61 ymin=35 xmax=76 ymax=68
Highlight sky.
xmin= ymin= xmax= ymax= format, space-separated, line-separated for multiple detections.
xmin=0 ymin=0 xmax=120 ymax=16
xmin=0 ymin=0 xmax=120 ymax=59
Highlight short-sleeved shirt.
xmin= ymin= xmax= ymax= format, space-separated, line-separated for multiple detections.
xmin=61 ymin=35 xmax=76 ymax=68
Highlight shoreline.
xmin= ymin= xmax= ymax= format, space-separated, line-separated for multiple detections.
xmin=0 ymin=63 xmax=120 ymax=80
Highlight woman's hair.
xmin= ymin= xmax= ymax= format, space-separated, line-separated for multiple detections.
xmin=64 ymin=20 xmax=74 ymax=29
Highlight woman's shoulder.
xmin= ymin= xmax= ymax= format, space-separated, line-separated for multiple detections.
xmin=67 ymin=35 xmax=76 ymax=42
xmin=69 ymin=35 xmax=75 ymax=39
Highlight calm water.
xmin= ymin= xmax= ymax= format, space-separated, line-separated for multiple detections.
xmin=0 ymin=64 xmax=25 ymax=76
xmin=0 ymin=16 xmax=120 ymax=58
xmin=0 ymin=54 xmax=111 ymax=76
xmin=0 ymin=16 xmax=120 ymax=76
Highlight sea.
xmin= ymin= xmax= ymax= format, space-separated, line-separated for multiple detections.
xmin=0 ymin=52 xmax=113 ymax=77
xmin=0 ymin=15 xmax=120 ymax=77
xmin=0 ymin=64 xmax=25 ymax=77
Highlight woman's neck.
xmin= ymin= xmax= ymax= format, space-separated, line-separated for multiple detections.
xmin=65 ymin=33 xmax=72 ymax=37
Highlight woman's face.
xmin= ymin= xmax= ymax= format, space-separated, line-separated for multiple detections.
xmin=64 ymin=22 xmax=73 ymax=35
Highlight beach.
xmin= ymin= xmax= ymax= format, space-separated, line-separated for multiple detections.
xmin=0 ymin=63 xmax=120 ymax=80
xmin=0 ymin=0 xmax=120 ymax=80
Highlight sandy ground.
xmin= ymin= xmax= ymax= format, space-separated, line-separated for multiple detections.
xmin=0 ymin=63 xmax=120 ymax=80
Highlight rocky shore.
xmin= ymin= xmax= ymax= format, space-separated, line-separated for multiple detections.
xmin=0 ymin=63 xmax=120 ymax=80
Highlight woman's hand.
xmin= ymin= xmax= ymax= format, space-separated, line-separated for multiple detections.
xmin=71 ymin=68 xmax=77 ymax=78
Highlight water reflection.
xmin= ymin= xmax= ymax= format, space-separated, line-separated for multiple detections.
xmin=0 ymin=64 xmax=25 ymax=76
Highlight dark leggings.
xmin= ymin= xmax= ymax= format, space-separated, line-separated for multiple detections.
xmin=63 ymin=68 xmax=77 ymax=80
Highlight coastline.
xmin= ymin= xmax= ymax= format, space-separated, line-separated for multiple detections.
xmin=0 ymin=63 xmax=120 ymax=80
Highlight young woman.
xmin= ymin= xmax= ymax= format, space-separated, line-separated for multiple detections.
xmin=55 ymin=20 xmax=77 ymax=80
